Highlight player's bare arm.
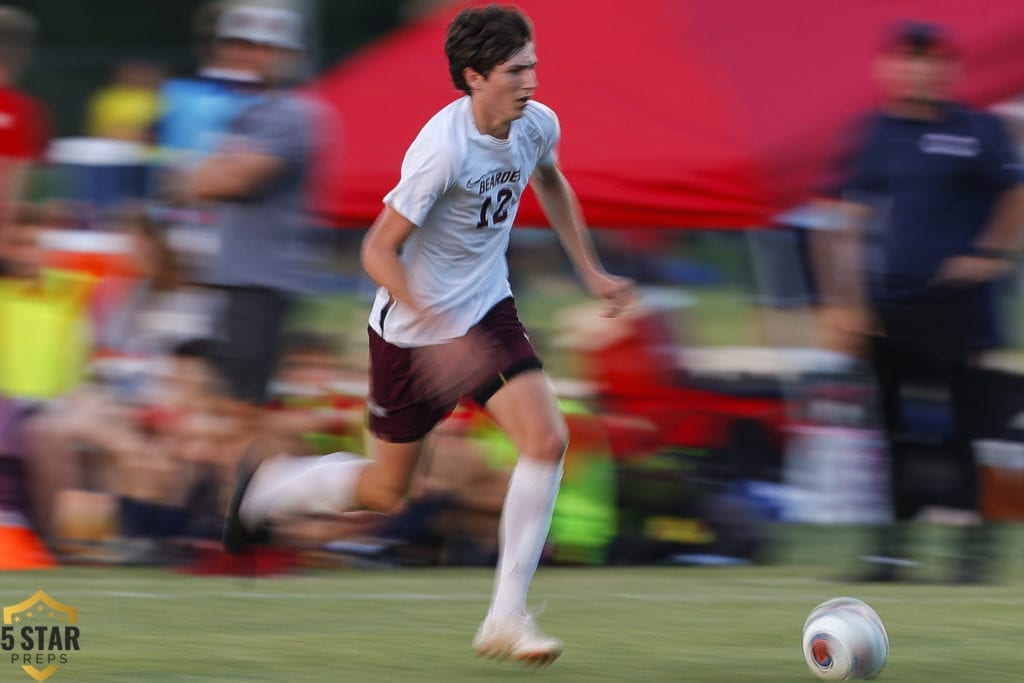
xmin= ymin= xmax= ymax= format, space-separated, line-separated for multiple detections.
xmin=360 ymin=205 xmax=422 ymax=313
xmin=530 ymin=162 xmax=635 ymax=317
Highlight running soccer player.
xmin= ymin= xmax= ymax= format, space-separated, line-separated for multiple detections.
xmin=224 ymin=4 xmax=634 ymax=666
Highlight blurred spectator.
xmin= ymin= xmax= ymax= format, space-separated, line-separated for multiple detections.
xmin=265 ymin=331 xmax=365 ymax=456
xmin=15 ymin=207 xmax=200 ymax=545
xmin=85 ymin=60 xmax=166 ymax=144
xmin=181 ymin=4 xmax=318 ymax=410
xmin=273 ymin=331 xmax=346 ymax=395
xmin=100 ymin=204 xmax=219 ymax=365
xmin=24 ymin=337 xmax=242 ymax=559
xmin=73 ymin=201 xmax=225 ymax=481
xmin=18 ymin=205 xmax=228 ymax=555
xmin=157 ymin=1 xmax=272 ymax=164
xmin=818 ymin=22 xmax=1024 ymax=583
xmin=154 ymin=1 xmax=276 ymax=277
xmin=0 ymin=6 xmax=49 ymax=224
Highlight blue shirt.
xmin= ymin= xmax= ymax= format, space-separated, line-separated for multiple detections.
xmin=157 ymin=75 xmax=265 ymax=158
xmin=843 ymin=104 xmax=1020 ymax=302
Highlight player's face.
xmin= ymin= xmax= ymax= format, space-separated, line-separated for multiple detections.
xmin=474 ymin=42 xmax=538 ymax=127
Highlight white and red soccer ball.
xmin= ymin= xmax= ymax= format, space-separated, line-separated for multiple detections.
xmin=802 ymin=597 xmax=889 ymax=680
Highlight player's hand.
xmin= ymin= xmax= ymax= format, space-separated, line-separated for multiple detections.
xmin=930 ymin=254 xmax=1014 ymax=288
xmin=583 ymin=270 xmax=636 ymax=317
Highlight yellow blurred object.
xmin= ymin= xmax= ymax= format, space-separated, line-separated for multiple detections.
xmin=644 ymin=516 xmax=714 ymax=545
xmin=86 ymin=86 xmax=162 ymax=143
xmin=0 ymin=269 xmax=96 ymax=400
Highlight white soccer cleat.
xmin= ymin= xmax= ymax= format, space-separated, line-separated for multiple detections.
xmin=473 ymin=613 xmax=564 ymax=667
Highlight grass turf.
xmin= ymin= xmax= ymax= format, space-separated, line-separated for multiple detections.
xmin=2 ymin=525 xmax=1024 ymax=681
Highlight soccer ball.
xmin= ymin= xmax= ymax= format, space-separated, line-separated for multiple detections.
xmin=802 ymin=597 xmax=888 ymax=679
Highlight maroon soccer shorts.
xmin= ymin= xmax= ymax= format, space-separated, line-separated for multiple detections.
xmin=367 ymin=297 xmax=542 ymax=443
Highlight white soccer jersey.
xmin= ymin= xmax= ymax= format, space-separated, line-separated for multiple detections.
xmin=368 ymin=96 xmax=560 ymax=347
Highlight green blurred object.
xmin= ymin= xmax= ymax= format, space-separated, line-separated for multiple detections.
xmin=301 ymin=430 xmax=363 ymax=456
xmin=548 ymin=399 xmax=618 ymax=565
xmin=464 ymin=398 xmax=618 ymax=566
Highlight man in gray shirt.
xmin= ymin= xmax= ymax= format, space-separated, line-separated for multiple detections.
xmin=183 ymin=5 xmax=314 ymax=405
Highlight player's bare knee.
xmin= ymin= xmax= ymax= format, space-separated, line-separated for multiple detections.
xmin=528 ymin=429 xmax=568 ymax=464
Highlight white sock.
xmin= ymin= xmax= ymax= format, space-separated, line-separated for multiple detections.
xmin=488 ymin=457 xmax=563 ymax=620
xmin=239 ymin=452 xmax=368 ymax=529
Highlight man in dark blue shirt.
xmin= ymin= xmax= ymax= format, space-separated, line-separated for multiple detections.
xmin=828 ymin=22 xmax=1024 ymax=583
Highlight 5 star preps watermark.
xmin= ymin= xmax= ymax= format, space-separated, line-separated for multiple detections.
xmin=3 ymin=591 xmax=80 ymax=682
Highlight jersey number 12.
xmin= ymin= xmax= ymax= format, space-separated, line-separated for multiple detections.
xmin=476 ymin=188 xmax=514 ymax=228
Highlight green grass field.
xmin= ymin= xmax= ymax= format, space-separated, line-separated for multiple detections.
xmin=2 ymin=525 xmax=1024 ymax=682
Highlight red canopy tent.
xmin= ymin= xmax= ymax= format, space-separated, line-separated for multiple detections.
xmin=307 ymin=0 xmax=1024 ymax=229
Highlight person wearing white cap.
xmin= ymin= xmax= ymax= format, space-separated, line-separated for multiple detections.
xmin=178 ymin=3 xmax=319 ymax=412
xmin=157 ymin=2 xmax=308 ymax=181
xmin=210 ymin=4 xmax=305 ymax=88
xmin=216 ymin=4 xmax=304 ymax=51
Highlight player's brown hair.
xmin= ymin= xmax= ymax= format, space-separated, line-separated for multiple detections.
xmin=445 ymin=4 xmax=532 ymax=95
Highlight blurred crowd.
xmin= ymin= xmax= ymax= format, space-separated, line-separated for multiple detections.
xmin=0 ymin=2 xmax=372 ymax=566
xmin=1 ymin=2 xmax=1023 ymax=584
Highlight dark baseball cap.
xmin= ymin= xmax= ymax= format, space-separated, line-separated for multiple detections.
xmin=884 ymin=21 xmax=957 ymax=57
